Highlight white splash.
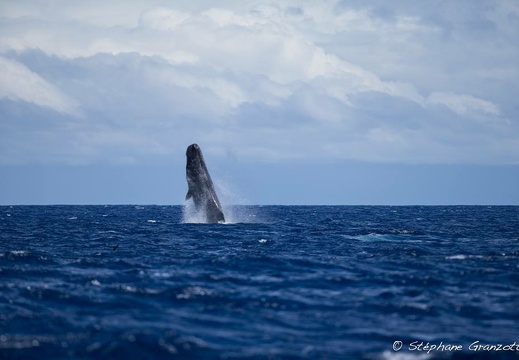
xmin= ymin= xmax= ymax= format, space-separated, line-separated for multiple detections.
xmin=222 ymin=205 xmax=260 ymax=224
xmin=181 ymin=202 xmax=259 ymax=224
xmin=181 ymin=174 xmax=260 ymax=224
xmin=181 ymin=200 xmax=209 ymax=224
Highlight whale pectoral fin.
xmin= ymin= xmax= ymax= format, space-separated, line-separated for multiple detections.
xmin=185 ymin=190 xmax=193 ymax=201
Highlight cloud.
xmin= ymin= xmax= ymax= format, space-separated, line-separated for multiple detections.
xmin=0 ymin=56 xmax=79 ymax=115
xmin=426 ymin=92 xmax=500 ymax=116
xmin=0 ymin=0 xmax=517 ymax=165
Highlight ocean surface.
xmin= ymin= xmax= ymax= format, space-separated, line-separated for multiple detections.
xmin=0 ymin=205 xmax=518 ymax=359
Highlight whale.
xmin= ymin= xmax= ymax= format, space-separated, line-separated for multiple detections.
xmin=185 ymin=144 xmax=225 ymax=223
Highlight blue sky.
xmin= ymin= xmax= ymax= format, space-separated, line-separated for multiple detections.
xmin=0 ymin=0 xmax=518 ymax=205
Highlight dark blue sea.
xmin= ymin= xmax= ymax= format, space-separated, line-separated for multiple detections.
xmin=1 ymin=205 xmax=518 ymax=359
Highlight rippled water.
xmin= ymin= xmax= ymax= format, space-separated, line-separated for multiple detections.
xmin=1 ymin=205 xmax=518 ymax=359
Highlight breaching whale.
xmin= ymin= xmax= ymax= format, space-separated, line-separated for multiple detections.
xmin=185 ymin=144 xmax=225 ymax=223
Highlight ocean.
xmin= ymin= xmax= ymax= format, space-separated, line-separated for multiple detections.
xmin=0 ymin=205 xmax=518 ymax=359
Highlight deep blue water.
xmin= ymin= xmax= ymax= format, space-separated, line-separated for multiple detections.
xmin=0 ymin=205 xmax=518 ymax=359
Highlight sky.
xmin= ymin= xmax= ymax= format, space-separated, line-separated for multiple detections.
xmin=0 ymin=0 xmax=518 ymax=205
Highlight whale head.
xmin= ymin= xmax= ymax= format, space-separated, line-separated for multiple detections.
xmin=186 ymin=143 xmax=205 ymax=176
xmin=186 ymin=143 xmax=201 ymax=157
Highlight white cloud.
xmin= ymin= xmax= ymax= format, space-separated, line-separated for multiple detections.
xmin=426 ymin=92 xmax=500 ymax=116
xmin=0 ymin=0 xmax=517 ymax=165
xmin=139 ymin=7 xmax=191 ymax=30
xmin=0 ymin=56 xmax=79 ymax=115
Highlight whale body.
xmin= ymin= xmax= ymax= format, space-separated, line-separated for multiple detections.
xmin=185 ymin=144 xmax=225 ymax=223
